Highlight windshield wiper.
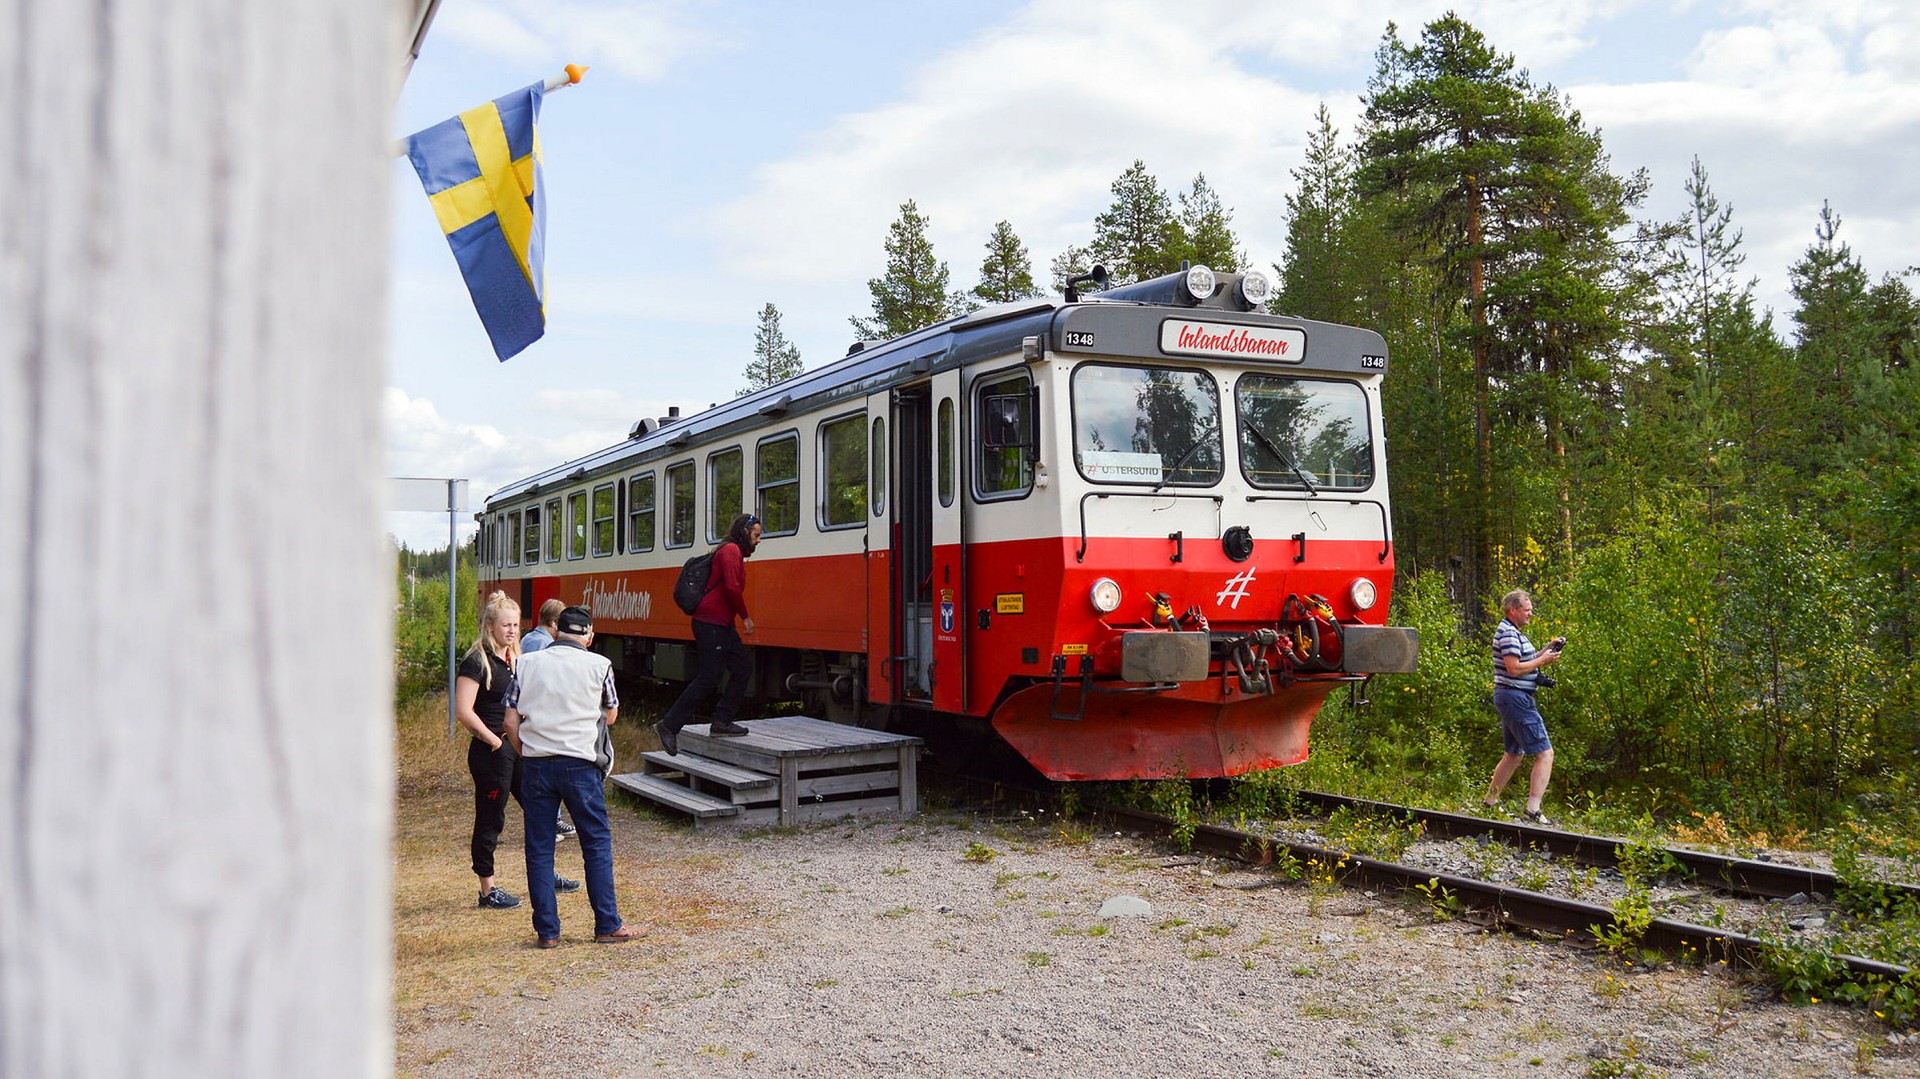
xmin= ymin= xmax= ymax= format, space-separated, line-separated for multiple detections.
xmin=1153 ymin=426 xmax=1217 ymax=493
xmin=1247 ymin=424 xmax=1318 ymax=494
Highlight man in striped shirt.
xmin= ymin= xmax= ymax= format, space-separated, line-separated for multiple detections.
xmin=1481 ymin=589 xmax=1565 ymax=824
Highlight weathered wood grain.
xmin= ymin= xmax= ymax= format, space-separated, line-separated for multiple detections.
xmin=0 ymin=1 xmax=399 ymax=1074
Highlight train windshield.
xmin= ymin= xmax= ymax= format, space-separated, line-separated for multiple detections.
xmin=1071 ymin=363 xmax=1222 ymax=486
xmin=1236 ymin=375 xmax=1373 ymax=491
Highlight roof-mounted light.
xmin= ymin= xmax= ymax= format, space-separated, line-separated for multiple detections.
xmin=1239 ymin=268 xmax=1273 ymax=309
xmin=1183 ymin=265 xmax=1217 ymax=303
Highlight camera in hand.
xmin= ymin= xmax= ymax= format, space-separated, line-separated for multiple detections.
xmin=1547 ymin=637 xmax=1566 ymax=652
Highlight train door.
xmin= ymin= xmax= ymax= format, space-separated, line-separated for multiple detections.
xmin=863 ymin=391 xmax=895 ymax=705
xmin=926 ymin=370 xmax=964 ymax=712
xmin=892 ymin=383 xmax=935 ymax=704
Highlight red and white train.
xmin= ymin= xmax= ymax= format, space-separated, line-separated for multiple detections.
xmin=475 ymin=266 xmax=1418 ymax=780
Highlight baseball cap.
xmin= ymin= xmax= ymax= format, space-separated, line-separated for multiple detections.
xmin=558 ymin=605 xmax=594 ymax=635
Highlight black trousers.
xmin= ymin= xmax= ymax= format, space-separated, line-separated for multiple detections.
xmin=661 ymin=619 xmax=751 ymax=732
xmin=467 ymin=737 xmax=522 ymax=878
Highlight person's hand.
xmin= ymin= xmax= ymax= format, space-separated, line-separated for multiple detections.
xmin=743 ymin=617 xmax=756 ymax=637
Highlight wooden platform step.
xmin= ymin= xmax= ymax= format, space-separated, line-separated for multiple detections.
xmin=608 ymin=771 xmax=740 ymax=828
xmin=640 ymin=749 xmax=777 ymax=793
xmin=619 ymin=716 xmax=923 ymax=827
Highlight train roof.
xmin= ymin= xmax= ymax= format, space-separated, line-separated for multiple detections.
xmin=483 ymin=269 xmax=1387 ymax=508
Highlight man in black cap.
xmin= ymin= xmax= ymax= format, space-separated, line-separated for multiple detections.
xmin=505 ymin=605 xmax=648 ymax=948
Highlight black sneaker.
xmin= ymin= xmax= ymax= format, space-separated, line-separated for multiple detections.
xmin=553 ymin=875 xmax=582 ymax=893
xmin=556 ymin=816 xmax=577 ymax=841
xmin=709 ymin=719 xmax=749 ymax=737
xmin=659 ymin=724 xmax=679 ymax=755
xmin=478 ymin=887 xmax=522 ymax=909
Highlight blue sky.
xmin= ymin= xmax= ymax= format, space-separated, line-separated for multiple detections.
xmin=386 ymin=0 xmax=1920 ymax=548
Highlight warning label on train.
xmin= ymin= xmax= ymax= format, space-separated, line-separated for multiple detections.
xmin=995 ymin=594 xmax=1025 ymax=614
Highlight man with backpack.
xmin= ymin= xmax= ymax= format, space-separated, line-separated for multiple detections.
xmin=658 ymin=513 xmax=763 ymax=755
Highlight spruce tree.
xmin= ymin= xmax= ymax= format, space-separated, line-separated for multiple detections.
xmin=738 ymin=302 xmax=803 ymax=396
xmin=1176 ymin=173 xmax=1241 ymax=271
xmin=851 ymin=199 xmax=957 ymax=339
xmin=973 ymin=220 xmax=1041 ymax=304
xmin=1090 ymin=160 xmax=1185 ymax=285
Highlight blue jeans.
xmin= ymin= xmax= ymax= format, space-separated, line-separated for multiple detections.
xmin=520 ymin=754 xmax=622 ymax=941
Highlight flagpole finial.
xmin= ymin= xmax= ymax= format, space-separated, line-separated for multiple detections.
xmin=564 ymin=63 xmax=588 ymax=84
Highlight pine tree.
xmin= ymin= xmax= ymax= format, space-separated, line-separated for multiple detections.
xmin=973 ymin=220 xmax=1041 ymax=304
xmin=851 ymin=199 xmax=957 ymax=339
xmin=1277 ymin=103 xmax=1355 ymax=321
xmin=1357 ymin=13 xmax=1643 ymax=593
xmin=1090 ymin=160 xmax=1185 ymax=285
xmin=1049 ymin=244 xmax=1093 ymax=295
xmin=1176 ymin=173 xmax=1241 ymax=271
xmin=738 ymin=302 xmax=803 ymax=396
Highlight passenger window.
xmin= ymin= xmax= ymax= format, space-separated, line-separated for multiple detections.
xmin=523 ymin=505 xmax=542 ymax=563
xmin=975 ymin=370 xmax=1035 ymax=498
xmin=937 ymin=397 xmax=955 ymax=507
xmin=667 ymin=462 xmax=696 ymax=548
xmin=871 ymin=417 xmax=888 ymax=517
xmin=708 ymin=447 xmax=744 ymax=541
xmin=591 ymin=483 xmax=616 ymax=556
xmin=544 ymin=498 xmax=561 ymax=563
xmin=819 ymin=413 xmax=867 ymax=528
xmin=627 ymin=473 xmax=655 ymax=553
xmin=566 ymin=492 xmax=588 ymax=559
xmin=756 ymin=432 xmax=800 ymax=536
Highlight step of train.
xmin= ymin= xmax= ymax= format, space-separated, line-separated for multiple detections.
xmin=610 ymin=715 xmax=924 ymax=828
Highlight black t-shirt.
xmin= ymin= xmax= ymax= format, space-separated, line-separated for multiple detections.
xmin=457 ymin=650 xmax=515 ymax=735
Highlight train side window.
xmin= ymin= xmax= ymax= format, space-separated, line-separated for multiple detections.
xmin=819 ymin=413 xmax=867 ymax=529
xmin=567 ymin=491 xmax=588 ymax=560
xmin=544 ymin=498 xmax=561 ymax=563
xmin=707 ymin=447 xmax=744 ymax=541
xmin=756 ymin=432 xmax=799 ymax=536
xmin=937 ymin=397 xmax=955 ymax=507
xmin=975 ymin=370 xmax=1034 ymax=499
xmin=590 ymin=483 xmax=616 ymax=556
xmin=627 ymin=472 xmax=655 ymax=553
xmin=870 ymin=417 xmax=888 ymax=517
xmin=506 ymin=512 xmax=522 ymax=567
xmin=523 ymin=505 xmax=542 ymax=564
xmin=666 ymin=461 xmax=696 ymax=548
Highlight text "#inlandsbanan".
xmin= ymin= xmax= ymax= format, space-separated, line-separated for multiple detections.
xmin=583 ymin=579 xmax=651 ymax=621
xmin=1176 ymin=324 xmax=1293 ymax=357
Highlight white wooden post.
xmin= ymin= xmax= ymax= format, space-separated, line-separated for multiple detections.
xmin=0 ymin=1 xmax=397 ymax=1075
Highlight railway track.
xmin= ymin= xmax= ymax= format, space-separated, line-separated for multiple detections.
xmin=928 ymin=770 xmax=1915 ymax=982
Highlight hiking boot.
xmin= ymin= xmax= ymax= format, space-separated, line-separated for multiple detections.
xmin=658 ymin=724 xmax=679 ymax=755
xmin=553 ymin=875 xmax=582 ymax=893
xmin=477 ymin=887 xmax=522 ymax=910
xmin=709 ymin=720 xmax=749 ymax=737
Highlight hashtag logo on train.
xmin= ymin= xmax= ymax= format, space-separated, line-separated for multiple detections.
xmin=1215 ymin=567 xmax=1258 ymax=609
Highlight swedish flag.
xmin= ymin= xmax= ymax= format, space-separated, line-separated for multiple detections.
xmin=406 ymin=83 xmax=547 ymax=361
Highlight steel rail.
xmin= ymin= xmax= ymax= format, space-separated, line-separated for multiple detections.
xmin=1281 ymin=788 xmax=1920 ymax=906
xmin=1097 ymin=805 xmax=1912 ymax=982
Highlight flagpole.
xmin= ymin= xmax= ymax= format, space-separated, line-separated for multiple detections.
xmin=391 ymin=65 xmax=587 ymax=157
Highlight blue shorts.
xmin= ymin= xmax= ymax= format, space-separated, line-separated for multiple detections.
xmin=1494 ymin=686 xmax=1552 ymax=755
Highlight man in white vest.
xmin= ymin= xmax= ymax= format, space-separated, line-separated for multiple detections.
xmin=505 ymin=605 xmax=648 ymax=948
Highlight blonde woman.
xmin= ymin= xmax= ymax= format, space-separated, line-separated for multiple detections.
xmin=456 ymin=593 xmax=580 ymax=908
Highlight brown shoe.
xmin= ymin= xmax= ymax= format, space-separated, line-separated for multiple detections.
xmin=594 ymin=923 xmax=651 ymax=944
xmin=536 ymin=937 xmax=560 ymax=949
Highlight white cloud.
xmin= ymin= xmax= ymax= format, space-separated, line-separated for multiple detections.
xmin=434 ymin=0 xmax=723 ymax=83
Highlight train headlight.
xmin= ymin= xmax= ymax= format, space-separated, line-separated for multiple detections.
xmin=1090 ymin=577 xmax=1123 ymax=614
xmin=1349 ymin=578 xmax=1378 ymax=611
xmin=1239 ymin=269 xmax=1273 ymax=308
xmin=1183 ymin=264 xmax=1217 ymax=302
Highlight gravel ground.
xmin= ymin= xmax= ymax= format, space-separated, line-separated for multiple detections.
xmin=396 ymin=808 xmax=1914 ymax=1078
